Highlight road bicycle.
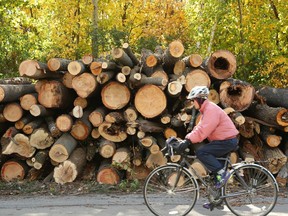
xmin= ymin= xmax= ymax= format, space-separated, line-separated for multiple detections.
xmin=143 ymin=141 xmax=279 ymax=216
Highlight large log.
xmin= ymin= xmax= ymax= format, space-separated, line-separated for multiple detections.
xmin=1 ymin=160 xmax=29 ymax=182
xmin=3 ymin=102 xmax=23 ymax=122
xmin=184 ymin=68 xmax=211 ymax=92
xmin=219 ymin=78 xmax=255 ymax=112
xmin=53 ymin=147 xmax=87 ymax=184
xmin=36 ymin=80 xmax=74 ymax=109
xmin=101 ymin=81 xmax=131 ymax=110
xmin=0 ymin=84 xmax=35 ymax=103
xmin=96 ymin=159 xmax=121 ymax=185
xmin=98 ymin=121 xmax=127 ymax=142
xmin=257 ymin=86 xmax=288 ymax=109
xmin=56 ymin=114 xmax=73 ymax=132
xmin=204 ymin=50 xmax=236 ymax=80
xmin=30 ymin=127 xmax=54 ymax=149
xmin=134 ymin=84 xmax=167 ymax=118
xmin=245 ymin=101 xmax=288 ymax=127
xmin=72 ymin=72 xmax=99 ymax=98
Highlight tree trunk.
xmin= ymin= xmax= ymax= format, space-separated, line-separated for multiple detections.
xmin=219 ymin=78 xmax=255 ymax=112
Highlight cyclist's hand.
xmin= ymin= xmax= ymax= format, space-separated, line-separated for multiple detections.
xmin=173 ymin=139 xmax=191 ymax=154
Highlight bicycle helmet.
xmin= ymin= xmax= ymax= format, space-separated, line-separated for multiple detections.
xmin=187 ymin=86 xmax=209 ymax=100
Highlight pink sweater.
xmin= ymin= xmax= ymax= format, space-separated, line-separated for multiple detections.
xmin=186 ymin=100 xmax=239 ymax=143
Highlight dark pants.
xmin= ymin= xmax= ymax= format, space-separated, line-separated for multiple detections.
xmin=195 ymin=138 xmax=238 ymax=173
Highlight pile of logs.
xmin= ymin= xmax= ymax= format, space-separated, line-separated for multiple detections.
xmin=0 ymin=40 xmax=287 ymax=186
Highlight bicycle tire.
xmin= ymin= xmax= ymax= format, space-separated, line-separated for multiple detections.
xmin=224 ymin=163 xmax=278 ymax=216
xmin=143 ymin=163 xmax=198 ymax=216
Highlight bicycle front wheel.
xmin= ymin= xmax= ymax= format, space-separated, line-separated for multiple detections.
xmin=143 ymin=164 xmax=198 ymax=216
xmin=224 ymin=163 xmax=278 ymax=216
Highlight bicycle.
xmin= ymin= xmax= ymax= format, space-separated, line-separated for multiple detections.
xmin=143 ymin=140 xmax=279 ymax=216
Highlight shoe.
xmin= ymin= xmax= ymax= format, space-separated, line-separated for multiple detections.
xmin=203 ymin=202 xmax=224 ymax=211
xmin=215 ymin=171 xmax=231 ymax=189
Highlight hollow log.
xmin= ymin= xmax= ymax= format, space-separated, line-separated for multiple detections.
xmin=134 ymin=84 xmax=167 ymax=118
xmin=204 ymin=50 xmax=236 ymax=80
xmin=219 ymin=78 xmax=255 ymax=112
xmin=98 ymin=121 xmax=127 ymax=142
xmin=49 ymin=133 xmax=78 ymax=163
xmin=54 ymin=147 xmax=87 ymax=184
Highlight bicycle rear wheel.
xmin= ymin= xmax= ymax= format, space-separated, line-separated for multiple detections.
xmin=224 ymin=163 xmax=278 ymax=216
xmin=143 ymin=164 xmax=198 ymax=216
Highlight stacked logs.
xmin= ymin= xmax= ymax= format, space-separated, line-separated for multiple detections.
xmin=0 ymin=40 xmax=287 ymax=186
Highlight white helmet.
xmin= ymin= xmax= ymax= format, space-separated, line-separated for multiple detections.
xmin=187 ymin=86 xmax=209 ymax=100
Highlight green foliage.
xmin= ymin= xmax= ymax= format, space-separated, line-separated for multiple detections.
xmin=0 ymin=0 xmax=287 ymax=87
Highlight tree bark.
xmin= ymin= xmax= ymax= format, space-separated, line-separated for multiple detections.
xmin=47 ymin=58 xmax=72 ymax=72
xmin=0 ymin=84 xmax=35 ymax=103
xmin=257 ymin=86 xmax=288 ymax=109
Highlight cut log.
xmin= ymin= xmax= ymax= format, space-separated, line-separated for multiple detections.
xmin=89 ymin=106 xmax=108 ymax=127
xmin=145 ymin=45 xmax=164 ymax=68
xmin=173 ymin=60 xmax=186 ymax=75
xmin=145 ymin=151 xmax=167 ymax=169
xmin=2 ymin=133 xmax=36 ymax=158
xmin=245 ymin=101 xmax=288 ymax=127
xmin=167 ymin=80 xmax=183 ymax=97
xmin=15 ymin=114 xmax=34 ymax=130
xmin=239 ymin=117 xmax=259 ymax=138
xmin=3 ymin=102 xmax=23 ymax=122
xmin=184 ymin=68 xmax=211 ymax=92
xmin=68 ymin=60 xmax=88 ymax=75
xmin=70 ymin=110 xmax=93 ymax=141
xmin=72 ymin=105 xmax=83 ymax=119
xmin=136 ymin=119 xmax=165 ymax=133
xmin=36 ymin=80 xmax=74 ymax=109
xmin=98 ymin=138 xmax=116 ymax=159
xmin=121 ymin=66 xmax=132 ymax=76
xmin=122 ymin=42 xmax=140 ymax=66
xmin=134 ymin=84 xmax=167 ymax=118
xmin=22 ymin=118 xmax=43 ymax=135
xmin=259 ymin=125 xmax=282 ymax=148
xmin=72 ymin=72 xmax=98 ymax=98
xmin=101 ymin=81 xmax=131 ymax=110
xmin=182 ymin=53 xmax=203 ymax=68
xmin=105 ymin=111 xmax=125 ymax=124
xmin=45 ymin=116 xmax=62 ymax=138
xmin=49 ymin=133 xmax=78 ymax=163
xmin=263 ymin=146 xmax=287 ymax=174
xmin=116 ymin=72 xmax=126 ymax=83
xmin=98 ymin=121 xmax=127 ymax=142
xmin=257 ymin=86 xmax=288 ymax=109
xmin=224 ymin=107 xmax=245 ymax=126
xmin=124 ymin=106 xmax=138 ymax=122
xmin=91 ymin=128 xmax=101 ymax=139
xmin=30 ymin=127 xmax=54 ymax=149
xmin=112 ymin=147 xmax=131 ymax=170
xmin=111 ymin=48 xmax=134 ymax=67
xmin=19 ymin=60 xmax=63 ymax=79
xmin=47 ymin=58 xmax=72 ymax=72
xmin=90 ymin=61 xmax=102 ymax=76
xmin=131 ymin=146 xmax=143 ymax=166
xmin=127 ymin=164 xmax=151 ymax=180
xmin=54 ymin=147 xmax=87 ymax=184
xmin=81 ymin=54 xmax=94 ymax=65
xmin=96 ymin=71 xmax=116 ymax=84
xmin=32 ymin=150 xmax=48 ymax=170
xmin=1 ymin=160 xmax=29 ymax=182
xmin=56 ymin=114 xmax=74 ymax=132
xmin=207 ymin=89 xmax=220 ymax=104
xmin=62 ymin=72 xmax=75 ymax=89
xmin=163 ymin=40 xmax=185 ymax=74
xmin=164 ymin=128 xmax=177 ymax=139
xmin=1 ymin=127 xmax=19 ymax=148
xmin=219 ymin=78 xmax=255 ymax=112
xmin=96 ymin=159 xmax=121 ymax=185
xmin=19 ymin=93 xmax=38 ymax=110
xmin=30 ymin=104 xmax=53 ymax=117
xmin=204 ymin=50 xmax=236 ymax=80
xmin=189 ymin=159 xmax=208 ymax=178
xmin=0 ymin=84 xmax=35 ymax=103
xmin=74 ymin=97 xmax=88 ymax=109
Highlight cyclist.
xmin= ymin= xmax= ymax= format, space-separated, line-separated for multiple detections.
xmin=174 ymin=85 xmax=239 ymax=209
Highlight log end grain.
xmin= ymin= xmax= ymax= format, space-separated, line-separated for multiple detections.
xmin=185 ymin=69 xmax=211 ymax=92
